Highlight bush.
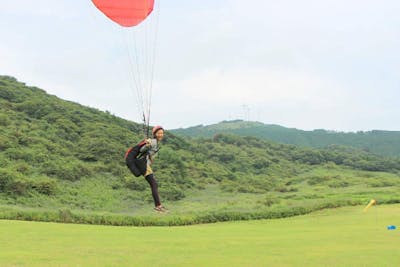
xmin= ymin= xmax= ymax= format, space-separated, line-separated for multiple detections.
xmin=160 ymin=184 xmax=185 ymax=201
xmin=124 ymin=176 xmax=146 ymax=191
xmin=16 ymin=99 xmax=53 ymax=119
xmin=54 ymin=118 xmax=80 ymax=142
xmin=0 ymin=114 xmax=11 ymax=126
xmin=237 ymin=184 xmax=264 ymax=194
xmin=4 ymin=148 xmax=32 ymax=161
xmin=32 ymin=177 xmax=58 ymax=195
xmin=59 ymin=208 xmax=73 ymax=223
xmin=252 ymin=158 xmax=271 ymax=169
xmin=0 ymin=87 xmax=21 ymax=102
xmin=13 ymin=161 xmax=31 ymax=174
xmin=0 ymin=169 xmax=57 ymax=196
xmin=368 ymin=179 xmax=396 ymax=188
xmin=275 ymin=186 xmax=298 ymax=193
xmin=41 ymin=160 xmax=92 ymax=181
xmin=0 ymin=168 xmax=20 ymax=190
xmin=328 ymin=180 xmax=350 ymax=188
xmin=307 ymin=175 xmax=332 ymax=185
xmin=220 ymin=179 xmax=238 ymax=193
xmin=292 ymin=149 xmax=325 ymax=165
xmin=4 ymin=146 xmax=49 ymax=163
xmin=77 ymin=137 xmax=122 ymax=163
xmin=6 ymin=178 xmax=30 ymax=195
xmin=257 ymin=195 xmax=280 ymax=207
xmin=0 ymin=135 xmax=13 ymax=150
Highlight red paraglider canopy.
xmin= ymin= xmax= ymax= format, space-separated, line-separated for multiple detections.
xmin=92 ymin=0 xmax=155 ymax=27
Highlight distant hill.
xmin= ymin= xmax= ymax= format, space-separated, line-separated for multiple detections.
xmin=172 ymin=120 xmax=400 ymax=157
xmin=1 ymin=75 xmax=400 ymax=226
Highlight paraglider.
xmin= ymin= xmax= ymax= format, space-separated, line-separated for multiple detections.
xmin=92 ymin=0 xmax=154 ymax=27
xmin=91 ymin=1 xmax=166 ymax=212
xmin=91 ymin=0 xmax=160 ymax=138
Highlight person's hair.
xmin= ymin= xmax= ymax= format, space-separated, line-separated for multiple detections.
xmin=152 ymin=126 xmax=164 ymax=137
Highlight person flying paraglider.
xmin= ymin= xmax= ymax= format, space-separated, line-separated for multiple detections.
xmin=125 ymin=126 xmax=167 ymax=212
xmin=92 ymin=1 xmax=165 ymax=212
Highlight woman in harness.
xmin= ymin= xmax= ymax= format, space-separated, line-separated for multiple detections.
xmin=125 ymin=126 xmax=167 ymax=212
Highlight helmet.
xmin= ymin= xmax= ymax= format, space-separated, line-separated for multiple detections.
xmin=152 ymin=125 xmax=164 ymax=136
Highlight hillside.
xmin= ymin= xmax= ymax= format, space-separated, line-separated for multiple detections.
xmin=172 ymin=120 xmax=400 ymax=157
xmin=1 ymin=75 xmax=400 ymax=225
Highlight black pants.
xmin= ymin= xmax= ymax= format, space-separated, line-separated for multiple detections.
xmin=145 ymin=174 xmax=161 ymax=207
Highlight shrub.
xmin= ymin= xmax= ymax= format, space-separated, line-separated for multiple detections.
xmin=4 ymin=145 xmax=49 ymax=163
xmin=59 ymin=208 xmax=73 ymax=223
xmin=292 ymin=150 xmax=325 ymax=165
xmin=307 ymin=175 xmax=332 ymax=185
xmin=0 ymin=168 xmax=20 ymax=190
xmin=54 ymin=118 xmax=80 ymax=141
xmin=77 ymin=137 xmax=122 ymax=163
xmin=220 ymin=179 xmax=238 ymax=193
xmin=4 ymin=148 xmax=32 ymax=161
xmin=0 ymin=135 xmax=13 ymax=150
xmin=16 ymin=99 xmax=53 ymax=119
xmin=368 ymin=179 xmax=396 ymax=188
xmin=0 ymin=113 xmax=11 ymax=126
xmin=237 ymin=184 xmax=264 ymax=194
xmin=328 ymin=180 xmax=350 ymax=188
xmin=160 ymin=184 xmax=185 ymax=201
xmin=13 ymin=161 xmax=31 ymax=174
xmin=41 ymin=160 xmax=92 ymax=181
xmin=32 ymin=177 xmax=58 ymax=195
xmin=124 ymin=176 xmax=146 ymax=191
xmin=275 ymin=186 xmax=298 ymax=193
xmin=257 ymin=195 xmax=280 ymax=207
xmin=6 ymin=178 xmax=30 ymax=195
xmin=0 ymin=86 xmax=23 ymax=102
xmin=252 ymin=158 xmax=271 ymax=169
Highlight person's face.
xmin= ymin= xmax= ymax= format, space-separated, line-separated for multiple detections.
xmin=155 ymin=129 xmax=164 ymax=141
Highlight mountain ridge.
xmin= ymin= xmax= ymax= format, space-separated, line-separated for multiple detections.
xmin=172 ymin=120 xmax=400 ymax=157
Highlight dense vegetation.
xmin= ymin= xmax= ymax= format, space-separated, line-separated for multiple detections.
xmin=172 ymin=120 xmax=400 ymax=157
xmin=1 ymin=75 xmax=400 ymax=226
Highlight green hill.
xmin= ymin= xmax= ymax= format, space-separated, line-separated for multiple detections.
xmin=172 ymin=120 xmax=400 ymax=157
xmin=1 ymin=75 xmax=400 ymax=226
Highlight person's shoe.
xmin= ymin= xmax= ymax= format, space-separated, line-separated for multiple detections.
xmin=160 ymin=206 xmax=168 ymax=212
xmin=154 ymin=205 xmax=168 ymax=213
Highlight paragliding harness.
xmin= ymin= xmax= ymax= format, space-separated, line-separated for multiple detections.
xmin=125 ymin=140 xmax=148 ymax=177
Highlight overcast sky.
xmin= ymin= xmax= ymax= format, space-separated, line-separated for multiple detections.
xmin=1 ymin=0 xmax=399 ymax=131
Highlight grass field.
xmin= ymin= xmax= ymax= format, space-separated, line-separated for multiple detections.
xmin=0 ymin=204 xmax=399 ymax=267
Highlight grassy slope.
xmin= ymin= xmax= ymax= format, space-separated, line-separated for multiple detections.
xmin=1 ymin=204 xmax=399 ymax=267
xmin=172 ymin=120 xmax=400 ymax=157
xmin=1 ymin=75 xmax=400 ymax=225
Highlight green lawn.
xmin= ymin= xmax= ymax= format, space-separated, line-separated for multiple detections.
xmin=1 ymin=204 xmax=399 ymax=267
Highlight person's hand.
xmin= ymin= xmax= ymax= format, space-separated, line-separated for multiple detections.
xmin=145 ymin=138 xmax=151 ymax=146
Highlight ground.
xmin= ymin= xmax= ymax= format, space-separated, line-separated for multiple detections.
xmin=0 ymin=204 xmax=399 ymax=267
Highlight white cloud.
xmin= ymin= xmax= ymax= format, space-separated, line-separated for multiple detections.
xmin=0 ymin=1 xmax=77 ymax=18
xmin=0 ymin=0 xmax=399 ymax=131
xmin=147 ymin=66 xmax=353 ymax=129
xmin=171 ymin=67 xmax=349 ymax=106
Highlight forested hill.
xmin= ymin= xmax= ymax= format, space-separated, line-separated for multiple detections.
xmin=1 ymin=75 xmax=400 ymax=226
xmin=172 ymin=120 xmax=400 ymax=157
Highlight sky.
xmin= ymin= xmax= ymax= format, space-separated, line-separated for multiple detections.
xmin=1 ymin=0 xmax=399 ymax=131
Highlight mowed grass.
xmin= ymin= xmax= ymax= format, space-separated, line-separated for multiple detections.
xmin=0 ymin=205 xmax=399 ymax=267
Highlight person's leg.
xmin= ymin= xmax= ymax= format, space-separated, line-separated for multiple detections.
xmin=145 ymin=174 xmax=161 ymax=207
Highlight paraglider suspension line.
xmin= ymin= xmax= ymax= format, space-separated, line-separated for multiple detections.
xmin=142 ymin=112 xmax=150 ymax=139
